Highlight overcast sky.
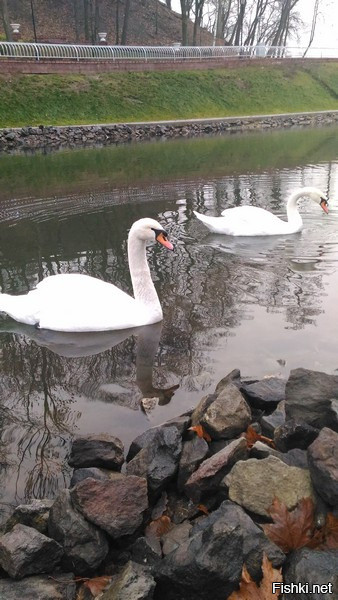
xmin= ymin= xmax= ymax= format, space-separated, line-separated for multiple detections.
xmin=169 ymin=0 xmax=338 ymax=48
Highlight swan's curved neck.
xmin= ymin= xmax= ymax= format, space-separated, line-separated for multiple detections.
xmin=128 ymin=232 xmax=162 ymax=319
xmin=286 ymin=190 xmax=304 ymax=229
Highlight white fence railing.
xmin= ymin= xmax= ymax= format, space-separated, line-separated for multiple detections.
xmin=0 ymin=42 xmax=337 ymax=61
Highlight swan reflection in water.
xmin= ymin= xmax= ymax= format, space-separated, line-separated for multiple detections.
xmin=0 ymin=319 xmax=179 ymax=408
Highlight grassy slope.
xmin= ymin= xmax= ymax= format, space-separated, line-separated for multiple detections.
xmin=0 ymin=62 xmax=338 ymax=127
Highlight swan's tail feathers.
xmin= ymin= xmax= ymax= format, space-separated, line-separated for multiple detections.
xmin=193 ymin=211 xmax=222 ymax=233
xmin=0 ymin=291 xmax=40 ymax=326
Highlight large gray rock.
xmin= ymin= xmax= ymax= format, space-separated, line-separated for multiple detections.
xmin=126 ymin=426 xmax=182 ymax=497
xmin=190 ymin=394 xmax=217 ymax=427
xmin=274 ymin=420 xmax=319 ymax=451
xmin=260 ymin=400 xmax=285 ymax=437
xmin=285 ymin=368 xmax=338 ymax=431
xmin=127 ymin=415 xmax=190 ymax=461
xmin=0 ymin=573 xmax=76 ymax=600
xmin=48 ymin=489 xmax=109 ymax=575
xmin=0 ymin=524 xmax=63 ymax=579
xmin=250 ymin=442 xmax=308 ymax=469
xmin=214 ymin=369 xmax=241 ymax=396
xmin=70 ymin=475 xmax=148 ymax=539
xmin=307 ymin=427 xmax=338 ymax=506
xmin=155 ymin=513 xmax=243 ymax=600
xmin=101 ymin=561 xmax=156 ymax=600
xmin=177 ymin=436 xmax=209 ymax=492
xmin=4 ymin=499 xmax=54 ymax=534
xmin=225 ymin=456 xmax=314 ymax=517
xmin=70 ymin=466 xmax=117 ymax=487
xmin=200 ymin=384 xmax=251 ymax=440
xmin=283 ymin=548 xmax=338 ymax=599
xmin=68 ymin=433 xmax=124 ymax=470
xmin=184 ymin=437 xmax=248 ymax=503
xmin=191 ymin=501 xmax=285 ymax=581
xmin=162 ymin=521 xmax=192 ymax=556
xmin=241 ymin=377 xmax=286 ymax=410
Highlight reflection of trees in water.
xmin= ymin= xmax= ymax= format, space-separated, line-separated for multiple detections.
xmin=0 ymin=161 xmax=336 ymax=511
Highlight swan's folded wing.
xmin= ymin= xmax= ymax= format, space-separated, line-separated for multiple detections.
xmin=36 ymin=274 xmax=142 ymax=332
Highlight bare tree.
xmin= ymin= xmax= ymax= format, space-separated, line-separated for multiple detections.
xmin=0 ymin=0 xmax=12 ymax=41
xmin=165 ymin=0 xmax=172 ymax=8
xmin=180 ymin=0 xmax=194 ymax=45
xmin=121 ymin=0 xmax=131 ymax=44
xmin=303 ymin=0 xmax=320 ymax=57
xmin=115 ymin=0 xmax=120 ymax=43
xmin=193 ymin=0 xmax=206 ymax=45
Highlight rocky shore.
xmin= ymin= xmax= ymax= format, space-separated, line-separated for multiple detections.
xmin=0 ymin=367 xmax=337 ymax=599
xmin=1 ymin=111 xmax=338 ymax=153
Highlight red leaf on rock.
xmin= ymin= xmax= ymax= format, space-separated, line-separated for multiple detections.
xmin=228 ymin=554 xmax=282 ymax=600
xmin=84 ymin=575 xmax=111 ymax=597
xmin=243 ymin=425 xmax=275 ymax=449
xmin=197 ymin=504 xmax=209 ymax=515
xmin=264 ymin=497 xmax=314 ymax=553
xmin=188 ymin=425 xmax=212 ymax=442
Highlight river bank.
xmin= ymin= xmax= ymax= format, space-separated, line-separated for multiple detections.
xmin=0 ymin=366 xmax=337 ymax=599
xmin=1 ymin=109 xmax=338 ymax=152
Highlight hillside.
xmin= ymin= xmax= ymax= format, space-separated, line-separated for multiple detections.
xmin=0 ymin=0 xmax=216 ymax=46
xmin=1 ymin=62 xmax=338 ymax=128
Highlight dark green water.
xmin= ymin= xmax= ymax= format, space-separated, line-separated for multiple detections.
xmin=0 ymin=125 xmax=338 ymax=519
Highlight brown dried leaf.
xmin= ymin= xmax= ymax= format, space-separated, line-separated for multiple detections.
xmin=228 ymin=554 xmax=283 ymax=600
xmin=84 ymin=575 xmax=112 ymax=597
xmin=188 ymin=425 xmax=212 ymax=442
xmin=264 ymin=497 xmax=314 ymax=553
xmin=145 ymin=515 xmax=172 ymax=540
xmin=197 ymin=504 xmax=209 ymax=515
xmin=243 ymin=425 xmax=275 ymax=449
xmin=307 ymin=512 xmax=338 ymax=550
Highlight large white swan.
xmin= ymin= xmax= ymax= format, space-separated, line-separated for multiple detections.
xmin=0 ymin=218 xmax=173 ymax=332
xmin=193 ymin=187 xmax=329 ymax=236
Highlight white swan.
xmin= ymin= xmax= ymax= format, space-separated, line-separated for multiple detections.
xmin=193 ymin=187 xmax=329 ymax=236
xmin=0 ymin=218 xmax=173 ymax=332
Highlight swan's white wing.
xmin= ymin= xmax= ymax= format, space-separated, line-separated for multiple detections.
xmin=0 ymin=274 xmax=149 ymax=332
xmin=36 ymin=274 xmax=146 ymax=332
xmin=196 ymin=207 xmax=291 ymax=236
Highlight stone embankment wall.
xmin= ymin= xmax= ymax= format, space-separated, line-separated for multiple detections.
xmin=1 ymin=110 xmax=338 ymax=152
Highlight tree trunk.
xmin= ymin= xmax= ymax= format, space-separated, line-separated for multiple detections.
xmin=84 ymin=0 xmax=91 ymax=42
xmin=303 ymin=0 xmax=319 ymax=57
xmin=115 ymin=0 xmax=120 ymax=44
xmin=193 ymin=0 xmax=204 ymax=46
xmin=234 ymin=0 xmax=246 ymax=46
xmin=165 ymin=0 xmax=172 ymax=9
xmin=180 ymin=0 xmax=190 ymax=46
xmin=0 ymin=0 xmax=12 ymax=41
xmin=121 ymin=0 xmax=131 ymax=45
xmin=73 ymin=0 xmax=81 ymax=42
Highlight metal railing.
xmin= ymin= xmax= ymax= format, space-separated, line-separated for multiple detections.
xmin=0 ymin=42 xmax=337 ymax=61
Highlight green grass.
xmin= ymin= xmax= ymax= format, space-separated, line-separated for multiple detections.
xmin=0 ymin=62 xmax=338 ymax=127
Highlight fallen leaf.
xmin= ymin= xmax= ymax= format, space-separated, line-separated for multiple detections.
xmin=308 ymin=512 xmax=338 ymax=550
xmin=84 ymin=575 xmax=112 ymax=597
xmin=188 ymin=425 xmax=212 ymax=442
xmin=264 ymin=497 xmax=314 ymax=553
xmin=228 ymin=554 xmax=283 ymax=600
xmin=197 ymin=504 xmax=209 ymax=515
xmin=145 ymin=515 xmax=172 ymax=540
xmin=243 ymin=425 xmax=275 ymax=449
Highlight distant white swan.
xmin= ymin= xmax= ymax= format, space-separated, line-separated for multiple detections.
xmin=0 ymin=218 xmax=173 ymax=332
xmin=194 ymin=187 xmax=329 ymax=236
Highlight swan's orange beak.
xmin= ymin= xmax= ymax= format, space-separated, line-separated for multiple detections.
xmin=156 ymin=232 xmax=174 ymax=251
xmin=320 ymin=199 xmax=329 ymax=214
